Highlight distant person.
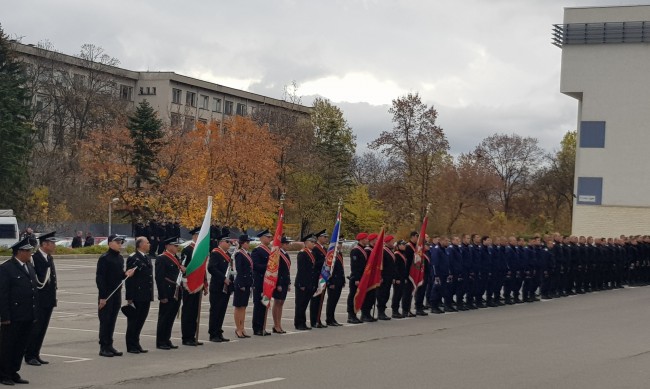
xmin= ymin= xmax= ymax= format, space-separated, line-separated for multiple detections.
xmin=71 ymin=231 xmax=83 ymax=248
xmin=84 ymin=232 xmax=94 ymax=247
xmin=21 ymin=228 xmax=37 ymax=248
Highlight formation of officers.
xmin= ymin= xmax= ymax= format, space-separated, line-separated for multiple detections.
xmin=1 ymin=229 xmax=650 ymax=386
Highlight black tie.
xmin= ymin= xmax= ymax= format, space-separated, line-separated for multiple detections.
xmin=23 ymin=263 xmax=30 ymax=275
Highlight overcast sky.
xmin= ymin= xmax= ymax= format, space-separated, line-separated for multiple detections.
xmin=2 ymin=0 xmax=633 ymax=154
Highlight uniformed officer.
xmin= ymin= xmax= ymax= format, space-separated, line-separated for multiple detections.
xmin=124 ymin=237 xmax=154 ymax=353
xmin=347 ymin=232 xmax=369 ymax=324
xmin=391 ymin=240 xmax=407 ymax=318
xmin=376 ymin=235 xmax=396 ymax=320
xmin=272 ymin=237 xmax=292 ymax=334
xmin=430 ymin=237 xmax=450 ymax=314
xmin=414 ymin=241 xmax=431 ymax=315
xmin=251 ymin=229 xmax=273 ymax=336
xmin=310 ymin=230 xmax=329 ymax=328
xmin=180 ymin=227 xmax=207 ymax=346
xmin=447 ymin=236 xmax=464 ymax=311
xmin=294 ymin=234 xmax=316 ymax=331
xmin=401 ymin=232 xmax=419 ymax=317
xmin=208 ymin=235 xmax=234 ymax=342
xmin=233 ymin=235 xmax=253 ymax=338
xmin=155 ymin=236 xmax=184 ymax=350
xmin=325 ymin=239 xmax=345 ymax=326
xmin=0 ymin=238 xmax=38 ymax=385
xmin=362 ymin=233 xmax=380 ymax=321
xmin=25 ymin=231 xmax=59 ymax=366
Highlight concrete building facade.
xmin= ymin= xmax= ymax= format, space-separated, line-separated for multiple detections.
xmin=555 ymin=5 xmax=650 ymax=237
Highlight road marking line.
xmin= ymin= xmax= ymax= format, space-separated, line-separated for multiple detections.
xmin=40 ymin=353 xmax=93 ymax=363
xmin=213 ymin=377 xmax=285 ymax=389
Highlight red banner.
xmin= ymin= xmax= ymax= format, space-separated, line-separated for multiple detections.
xmin=262 ymin=208 xmax=284 ymax=306
xmin=353 ymin=228 xmax=385 ymax=313
xmin=408 ymin=215 xmax=428 ymax=294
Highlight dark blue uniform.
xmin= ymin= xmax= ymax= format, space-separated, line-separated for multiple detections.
xmin=251 ymin=245 xmax=271 ymax=334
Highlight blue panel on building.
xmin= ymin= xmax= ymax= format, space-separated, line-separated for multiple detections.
xmin=579 ymin=121 xmax=606 ymax=148
xmin=577 ymin=177 xmax=603 ymax=205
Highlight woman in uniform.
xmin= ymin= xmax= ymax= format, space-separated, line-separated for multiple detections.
xmin=233 ymin=235 xmax=253 ymax=338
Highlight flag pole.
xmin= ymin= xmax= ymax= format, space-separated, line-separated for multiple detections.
xmin=316 ymin=198 xmax=342 ymax=324
xmin=263 ymin=192 xmax=285 ymax=335
xmin=193 ymin=196 xmax=212 ymax=342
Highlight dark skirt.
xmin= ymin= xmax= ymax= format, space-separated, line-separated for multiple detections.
xmin=233 ymin=286 xmax=251 ymax=307
xmin=273 ymin=284 xmax=289 ymax=300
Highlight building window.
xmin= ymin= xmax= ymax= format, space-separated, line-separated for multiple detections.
xmin=213 ymin=97 xmax=222 ymax=112
xmin=577 ymin=177 xmax=603 ymax=205
xmin=172 ymin=88 xmax=182 ymax=104
xmin=200 ymin=95 xmax=209 ymax=110
xmin=198 ymin=118 xmax=208 ymax=126
xmin=186 ymin=91 xmax=196 ymax=107
xmin=236 ymin=103 xmax=247 ymax=116
xmin=184 ymin=115 xmax=195 ymax=131
xmin=224 ymin=101 xmax=234 ymax=115
xmin=579 ymin=121 xmax=606 ymax=148
xmin=73 ymin=73 xmax=86 ymax=87
xmin=120 ymin=85 xmax=133 ymax=101
xmin=170 ymin=113 xmax=181 ymax=128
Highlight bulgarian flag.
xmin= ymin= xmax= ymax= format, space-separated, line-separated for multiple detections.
xmin=354 ymin=227 xmax=384 ymax=313
xmin=185 ymin=197 xmax=212 ymax=293
xmin=262 ymin=207 xmax=284 ymax=306
xmin=313 ymin=209 xmax=341 ymax=297
xmin=408 ymin=212 xmax=429 ymax=294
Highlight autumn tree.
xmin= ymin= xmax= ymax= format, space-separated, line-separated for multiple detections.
xmin=370 ymin=92 xmax=449 ymax=226
xmin=474 ymin=133 xmax=544 ymax=218
xmin=343 ymin=185 xmax=386 ymax=236
xmin=128 ymin=100 xmax=164 ymax=188
xmin=0 ymin=25 xmax=33 ymax=211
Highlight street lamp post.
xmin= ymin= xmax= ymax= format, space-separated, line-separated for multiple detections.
xmin=108 ymin=198 xmax=119 ymax=236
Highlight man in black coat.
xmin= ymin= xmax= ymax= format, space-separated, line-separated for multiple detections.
xmin=401 ymin=232 xmax=419 ymax=317
xmin=347 ymin=233 xmax=369 ymax=323
xmin=325 ymin=239 xmax=346 ymax=326
xmin=251 ymin=229 xmax=273 ymax=336
xmin=208 ymin=235 xmax=233 ymax=342
xmin=0 ymin=238 xmax=38 ymax=385
xmin=294 ymin=234 xmax=316 ymax=330
xmin=25 ymin=231 xmax=59 ymax=366
xmin=97 ymin=235 xmax=134 ymax=357
xmin=124 ymin=237 xmax=154 ymax=354
xmin=180 ymin=227 xmax=206 ymax=346
xmin=155 ymin=237 xmax=184 ymax=350
xmin=376 ymin=235 xmax=396 ymax=320
xmin=310 ymin=230 xmax=329 ymax=328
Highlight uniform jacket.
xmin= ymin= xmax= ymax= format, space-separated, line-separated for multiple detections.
xmin=96 ymin=248 xmax=125 ymax=300
xmin=208 ymin=248 xmax=233 ymax=293
xmin=155 ymin=251 xmax=182 ymax=301
xmin=329 ymin=252 xmax=346 ymax=288
xmin=312 ymin=244 xmax=327 ymax=287
xmin=349 ymin=244 xmax=368 ymax=282
xmin=32 ymin=249 xmax=57 ymax=308
xmin=277 ymin=249 xmax=292 ymax=287
xmin=295 ymin=249 xmax=315 ymax=289
xmin=234 ymin=248 xmax=254 ymax=289
xmin=0 ymin=258 xmax=39 ymax=322
xmin=251 ymin=245 xmax=271 ymax=287
xmin=125 ymin=250 xmax=154 ymax=302
xmin=381 ymin=246 xmax=396 ymax=281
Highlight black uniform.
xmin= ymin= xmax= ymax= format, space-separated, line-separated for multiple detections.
xmin=377 ymin=246 xmax=396 ymax=316
xmin=25 ymin=249 xmax=57 ymax=362
xmin=0 ymin=258 xmax=38 ymax=383
xmin=347 ymin=244 xmax=368 ymax=316
xmin=326 ymin=252 xmax=345 ymax=325
xmin=274 ymin=250 xmax=291 ymax=301
xmin=294 ymin=249 xmax=315 ymax=329
xmin=401 ymin=242 xmax=416 ymax=314
xmin=233 ymin=249 xmax=253 ymax=307
xmin=208 ymin=248 xmax=233 ymax=339
xmin=310 ymin=244 xmax=328 ymax=326
xmin=180 ymin=243 xmax=204 ymax=344
xmin=415 ymin=250 xmax=431 ymax=312
xmin=155 ymin=251 xmax=182 ymax=348
xmin=96 ymin=248 xmax=126 ymax=352
xmin=251 ymin=245 xmax=271 ymax=333
xmin=125 ymin=250 xmax=153 ymax=351
xmin=391 ymin=250 xmax=407 ymax=316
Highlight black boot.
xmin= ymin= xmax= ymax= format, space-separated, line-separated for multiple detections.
xmin=377 ymin=310 xmax=391 ymax=320
xmin=347 ymin=313 xmax=362 ymax=324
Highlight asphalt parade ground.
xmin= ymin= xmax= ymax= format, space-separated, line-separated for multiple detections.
xmin=21 ymin=255 xmax=650 ymax=389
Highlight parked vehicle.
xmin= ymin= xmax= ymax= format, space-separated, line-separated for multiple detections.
xmin=0 ymin=210 xmax=19 ymax=248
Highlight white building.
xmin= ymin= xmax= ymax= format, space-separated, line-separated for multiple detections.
xmin=555 ymin=5 xmax=650 ymax=237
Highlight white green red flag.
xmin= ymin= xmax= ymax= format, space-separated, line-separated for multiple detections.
xmin=262 ymin=207 xmax=284 ymax=306
xmin=185 ymin=197 xmax=212 ymax=293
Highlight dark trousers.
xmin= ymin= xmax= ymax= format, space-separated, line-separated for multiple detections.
xmin=0 ymin=321 xmax=33 ymax=381
xmin=252 ymin=284 xmax=266 ymax=332
xmin=149 ymin=240 xmax=158 ymax=257
xmin=541 ymin=270 xmax=552 ymax=297
xmin=362 ymin=289 xmax=376 ymax=316
xmin=310 ymin=292 xmax=326 ymax=326
xmin=125 ymin=300 xmax=150 ymax=350
xmin=208 ymin=289 xmax=231 ymax=337
xmin=475 ymin=274 xmax=486 ymax=302
xmin=401 ymin=281 xmax=414 ymax=313
xmin=25 ymin=306 xmax=53 ymax=359
xmin=99 ymin=295 xmax=121 ymax=348
xmin=326 ymin=284 xmax=343 ymax=322
xmin=453 ymin=277 xmax=464 ymax=305
xmin=347 ymin=281 xmax=358 ymax=315
xmin=181 ymin=292 xmax=202 ymax=341
xmin=294 ymin=286 xmax=312 ymax=327
xmin=464 ymin=277 xmax=475 ymax=304
xmin=156 ymin=297 xmax=181 ymax=346
xmin=431 ymin=278 xmax=448 ymax=306
xmin=391 ymin=280 xmax=404 ymax=312
xmin=415 ymin=280 xmax=428 ymax=310
xmin=376 ymin=279 xmax=392 ymax=311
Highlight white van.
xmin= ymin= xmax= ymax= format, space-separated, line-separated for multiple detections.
xmin=0 ymin=210 xmax=19 ymax=248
